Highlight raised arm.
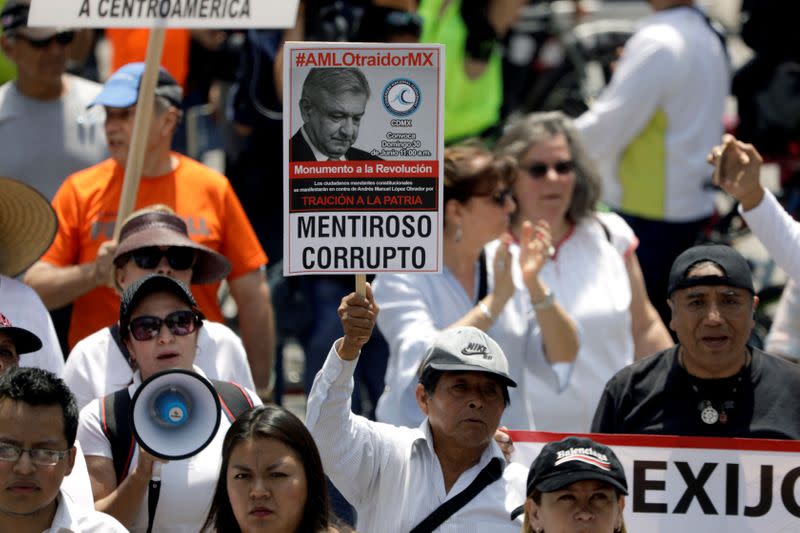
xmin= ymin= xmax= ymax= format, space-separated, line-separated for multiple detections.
xmin=306 ymin=284 xmax=407 ymax=507
xmin=709 ymin=135 xmax=800 ymax=280
xmin=519 ymin=220 xmax=579 ymax=363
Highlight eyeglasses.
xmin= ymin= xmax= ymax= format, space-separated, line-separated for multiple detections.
xmin=486 ymin=189 xmax=513 ymax=207
xmin=130 ymin=247 xmax=195 ymax=271
xmin=15 ymin=31 xmax=75 ymax=49
xmin=525 ymin=160 xmax=575 ymax=179
xmin=0 ymin=442 xmax=69 ymax=466
xmin=128 ymin=310 xmax=200 ymax=341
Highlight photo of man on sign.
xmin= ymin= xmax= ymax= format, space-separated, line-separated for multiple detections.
xmin=290 ymin=67 xmax=381 ymax=161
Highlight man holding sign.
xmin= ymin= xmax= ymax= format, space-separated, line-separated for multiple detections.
xmin=592 ymin=243 xmax=800 ymax=439
xmin=307 ymin=288 xmax=527 ymax=532
xmin=24 ymin=63 xmax=276 ymax=393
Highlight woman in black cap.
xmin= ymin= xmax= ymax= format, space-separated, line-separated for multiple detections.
xmin=77 ymin=273 xmax=260 ymax=532
xmin=513 ymin=436 xmax=628 ymax=533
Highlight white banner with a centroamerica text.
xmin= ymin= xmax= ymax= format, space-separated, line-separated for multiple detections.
xmin=27 ymin=0 xmax=299 ymax=29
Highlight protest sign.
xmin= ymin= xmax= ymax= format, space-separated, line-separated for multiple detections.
xmin=283 ymin=43 xmax=445 ymax=277
xmin=510 ymin=431 xmax=800 ymax=532
xmin=27 ymin=0 xmax=299 ymax=29
xmin=27 ymin=0 xmax=299 ymax=241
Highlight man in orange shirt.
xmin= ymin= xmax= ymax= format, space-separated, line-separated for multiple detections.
xmin=24 ymin=63 xmax=275 ymax=396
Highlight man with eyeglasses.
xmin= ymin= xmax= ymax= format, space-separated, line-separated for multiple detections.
xmin=63 ymin=206 xmax=255 ymax=410
xmin=0 ymin=313 xmax=97 ymax=511
xmin=0 ymin=365 xmax=126 ymax=531
xmin=24 ymin=62 xmax=276 ymax=398
xmin=0 ymin=0 xmax=106 ymax=201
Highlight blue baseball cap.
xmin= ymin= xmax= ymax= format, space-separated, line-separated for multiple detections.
xmin=90 ymin=62 xmax=183 ymax=109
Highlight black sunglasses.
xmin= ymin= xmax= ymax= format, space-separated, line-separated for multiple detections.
xmin=130 ymin=247 xmax=195 ymax=271
xmin=16 ymin=31 xmax=75 ymax=49
xmin=128 ymin=310 xmax=200 ymax=341
xmin=487 ymin=188 xmax=513 ymax=207
xmin=525 ymin=160 xmax=575 ymax=179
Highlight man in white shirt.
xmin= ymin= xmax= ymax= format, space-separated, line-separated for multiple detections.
xmin=0 ymin=366 xmax=125 ymax=532
xmin=306 ymin=285 xmax=527 ymax=532
xmin=710 ymin=135 xmax=800 ymax=283
xmin=575 ymin=0 xmax=728 ymax=324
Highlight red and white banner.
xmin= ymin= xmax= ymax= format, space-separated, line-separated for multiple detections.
xmin=510 ymin=431 xmax=800 ymax=533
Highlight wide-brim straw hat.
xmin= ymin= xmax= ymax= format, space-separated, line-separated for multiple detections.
xmin=113 ymin=211 xmax=231 ymax=284
xmin=0 ymin=176 xmax=57 ymax=278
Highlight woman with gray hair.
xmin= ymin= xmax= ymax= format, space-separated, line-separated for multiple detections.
xmin=373 ymin=143 xmax=579 ymax=430
xmin=493 ymin=111 xmax=672 ymax=432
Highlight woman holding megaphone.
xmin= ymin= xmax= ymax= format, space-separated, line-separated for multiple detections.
xmin=77 ymin=274 xmax=261 ymax=532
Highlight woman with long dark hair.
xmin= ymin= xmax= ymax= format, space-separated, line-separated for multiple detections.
xmin=204 ymin=405 xmax=331 ymax=532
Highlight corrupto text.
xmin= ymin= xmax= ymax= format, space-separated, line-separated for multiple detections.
xmin=298 ymin=214 xmax=432 ymax=269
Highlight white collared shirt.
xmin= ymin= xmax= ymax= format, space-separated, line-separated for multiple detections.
xmin=44 ymin=490 xmax=127 ymax=532
xmin=300 ymin=127 xmax=345 ymax=161
xmin=306 ymin=343 xmax=527 ymax=533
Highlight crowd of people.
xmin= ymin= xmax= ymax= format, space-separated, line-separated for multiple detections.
xmin=1 ymin=0 xmax=799 ymax=531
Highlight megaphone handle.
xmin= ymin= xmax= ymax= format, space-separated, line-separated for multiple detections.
xmin=146 ymin=463 xmax=163 ymax=533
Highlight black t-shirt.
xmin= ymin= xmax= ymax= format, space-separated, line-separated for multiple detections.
xmin=591 ymin=345 xmax=800 ymax=439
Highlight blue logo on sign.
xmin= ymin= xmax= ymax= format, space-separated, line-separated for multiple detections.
xmin=382 ymin=78 xmax=421 ymax=117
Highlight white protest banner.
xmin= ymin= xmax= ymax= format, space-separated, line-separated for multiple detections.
xmin=27 ymin=0 xmax=299 ymax=29
xmin=509 ymin=431 xmax=800 ymax=533
xmin=283 ymin=42 xmax=444 ymax=277
xmin=28 ymin=0 xmax=298 ymax=240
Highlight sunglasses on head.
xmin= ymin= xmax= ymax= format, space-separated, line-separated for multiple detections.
xmin=130 ymin=246 xmax=195 ymax=271
xmin=487 ymin=188 xmax=513 ymax=207
xmin=128 ymin=310 xmax=200 ymax=341
xmin=525 ymin=160 xmax=575 ymax=179
xmin=16 ymin=31 xmax=75 ymax=49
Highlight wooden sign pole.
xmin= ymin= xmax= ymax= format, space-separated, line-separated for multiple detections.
xmin=355 ymin=273 xmax=366 ymax=297
xmin=112 ymin=27 xmax=167 ymax=240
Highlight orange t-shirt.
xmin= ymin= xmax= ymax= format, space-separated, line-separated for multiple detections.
xmin=42 ymin=154 xmax=268 ymax=348
xmin=106 ymin=29 xmax=190 ymax=88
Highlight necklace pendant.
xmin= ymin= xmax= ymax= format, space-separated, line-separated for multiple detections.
xmin=700 ymin=402 xmax=719 ymax=425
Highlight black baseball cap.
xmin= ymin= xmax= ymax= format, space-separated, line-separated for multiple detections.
xmin=510 ymin=436 xmax=628 ymax=520
xmin=0 ymin=313 xmax=41 ymax=354
xmin=119 ymin=274 xmax=201 ymax=336
xmin=667 ymin=244 xmax=754 ymax=297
